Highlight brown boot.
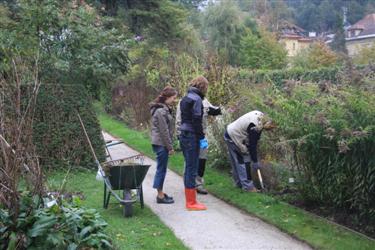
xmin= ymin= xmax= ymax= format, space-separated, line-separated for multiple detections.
xmin=185 ymin=188 xmax=207 ymax=211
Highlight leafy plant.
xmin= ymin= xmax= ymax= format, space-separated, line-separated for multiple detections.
xmin=0 ymin=193 xmax=112 ymax=250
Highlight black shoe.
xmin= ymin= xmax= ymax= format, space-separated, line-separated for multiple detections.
xmin=164 ymin=193 xmax=174 ymax=201
xmin=156 ymin=196 xmax=174 ymax=204
xmin=196 ymin=186 xmax=208 ymax=195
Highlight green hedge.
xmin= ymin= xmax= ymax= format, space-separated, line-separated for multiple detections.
xmin=237 ymin=65 xmax=375 ymax=87
xmin=238 ymin=67 xmax=341 ymax=86
xmin=33 ymin=83 xmax=105 ymax=169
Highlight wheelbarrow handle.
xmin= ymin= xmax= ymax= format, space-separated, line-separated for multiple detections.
xmin=257 ymin=169 xmax=264 ymax=190
xmin=106 ymin=140 xmax=124 ymax=148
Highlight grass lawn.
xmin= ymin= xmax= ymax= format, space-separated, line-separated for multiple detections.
xmin=47 ymin=170 xmax=187 ymax=250
xmin=97 ymin=109 xmax=375 ymax=250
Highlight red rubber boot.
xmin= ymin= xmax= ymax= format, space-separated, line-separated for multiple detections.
xmin=185 ymin=188 xmax=207 ymax=211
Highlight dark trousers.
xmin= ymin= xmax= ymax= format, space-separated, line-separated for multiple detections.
xmin=152 ymin=145 xmax=169 ymax=190
xmin=224 ymin=131 xmax=254 ymax=190
xmin=179 ymin=131 xmax=200 ymax=188
xmin=197 ymin=159 xmax=206 ymax=178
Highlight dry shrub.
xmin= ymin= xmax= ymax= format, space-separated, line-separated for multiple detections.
xmin=0 ymin=58 xmax=43 ymax=221
xmin=112 ymin=80 xmax=157 ymax=128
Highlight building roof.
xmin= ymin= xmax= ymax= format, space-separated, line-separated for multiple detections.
xmin=280 ymin=34 xmax=303 ymax=39
xmin=298 ymin=38 xmax=313 ymax=42
xmin=279 ymin=20 xmax=306 ymax=33
xmin=278 ymin=20 xmax=307 ymax=37
xmin=279 ymin=34 xmax=314 ymax=43
xmin=348 ymin=14 xmax=375 ymax=35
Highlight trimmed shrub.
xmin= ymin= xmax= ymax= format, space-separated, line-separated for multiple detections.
xmin=33 ymin=83 xmax=105 ymax=169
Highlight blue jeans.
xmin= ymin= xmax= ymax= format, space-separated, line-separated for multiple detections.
xmin=179 ymin=131 xmax=200 ymax=188
xmin=152 ymin=145 xmax=169 ymax=190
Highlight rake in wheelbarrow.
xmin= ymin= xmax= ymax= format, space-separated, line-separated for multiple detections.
xmin=77 ymin=113 xmax=150 ymax=217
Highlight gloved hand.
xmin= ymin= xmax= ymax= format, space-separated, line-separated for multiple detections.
xmin=208 ymin=106 xmax=222 ymax=116
xmin=199 ymin=138 xmax=208 ymax=149
xmin=252 ymin=162 xmax=261 ymax=171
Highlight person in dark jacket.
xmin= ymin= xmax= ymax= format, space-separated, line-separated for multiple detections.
xmin=176 ymin=97 xmax=221 ymax=194
xmin=150 ymin=86 xmax=178 ymax=204
xmin=179 ymin=76 xmax=209 ymax=211
xmin=224 ymin=111 xmax=275 ymax=192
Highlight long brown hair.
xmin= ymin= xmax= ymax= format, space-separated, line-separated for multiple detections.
xmin=152 ymin=86 xmax=177 ymax=105
xmin=190 ymin=76 xmax=209 ymax=94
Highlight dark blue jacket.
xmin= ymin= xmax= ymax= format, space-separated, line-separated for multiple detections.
xmin=246 ymin=124 xmax=262 ymax=163
xmin=179 ymin=87 xmax=205 ymax=139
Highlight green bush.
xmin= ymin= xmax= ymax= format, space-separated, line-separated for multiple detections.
xmin=290 ymin=42 xmax=338 ymax=70
xmin=235 ymin=82 xmax=375 ymax=222
xmin=0 ymin=192 xmax=111 ymax=249
xmin=33 ymin=83 xmax=105 ymax=169
xmin=237 ymin=64 xmax=375 ymax=87
xmin=238 ymin=66 xmax=341 ymax=86
xmin=239 ymin=30 xmax=288 ymax=70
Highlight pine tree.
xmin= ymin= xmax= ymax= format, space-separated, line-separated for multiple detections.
xmin=330 ymin=16 xmax=348 ymax=55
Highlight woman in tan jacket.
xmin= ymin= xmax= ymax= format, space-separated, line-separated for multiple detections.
xmin=150 ymin=86 xmax=177 ymax=204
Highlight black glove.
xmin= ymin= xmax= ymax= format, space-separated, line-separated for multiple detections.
xmin=208 ymin=106 xmax=221 ymax=116
xmin=252 ymin=162 xmax=261 ymax=171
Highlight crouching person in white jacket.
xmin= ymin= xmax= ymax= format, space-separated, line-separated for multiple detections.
xmin=224 ymin=111 xmax=274 ymax=192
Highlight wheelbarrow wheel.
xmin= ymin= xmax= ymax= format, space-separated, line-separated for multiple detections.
xmin=123 ymin=189 xmax=133 ymax=217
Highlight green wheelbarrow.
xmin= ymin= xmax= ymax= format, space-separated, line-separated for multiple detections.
xmin=101 ymin=148 xmax=150 ymax=218
xmin=101 ymin=141 xmax=150 ymax=217
xmin=77 ymin=113 xmax=150 ymax=218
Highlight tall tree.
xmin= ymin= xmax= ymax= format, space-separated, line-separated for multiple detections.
xmin=203 ymin=1 xmax=246 ymax=65
xmin=288 ymin=0 xmax=372 ymax=32
xmin=294 ymin=1 xmax=321 ymax=31
xmin=123 ymin=0 xmax=187 ymax=43
xmin=330 ymin=17 xmax=348 ymax=55
xmin=172 ymin=0 xmax=206 ymax=9
xmin=0 ymin=0 xmax=131 ymax=97
xmin=239 ymin=29 xmax=287 ymax=70
xmin=318 ymin=0 xmax=339 ymax=31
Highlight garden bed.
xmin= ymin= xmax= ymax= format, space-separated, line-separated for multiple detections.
xmin=275 ymin=190 xmax=375 ymax=239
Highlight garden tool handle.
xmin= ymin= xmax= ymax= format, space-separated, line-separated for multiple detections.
xmin=0 ymin=134 xmax=30 ymax=172
xmin=77 ymin=112 xmax=98 ymax=163
xmin=257 ymin=169 xmax=264 ymax=190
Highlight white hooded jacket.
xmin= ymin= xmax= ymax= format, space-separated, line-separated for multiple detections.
xmin=226 ymin=110 xmax=264 ymax=154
